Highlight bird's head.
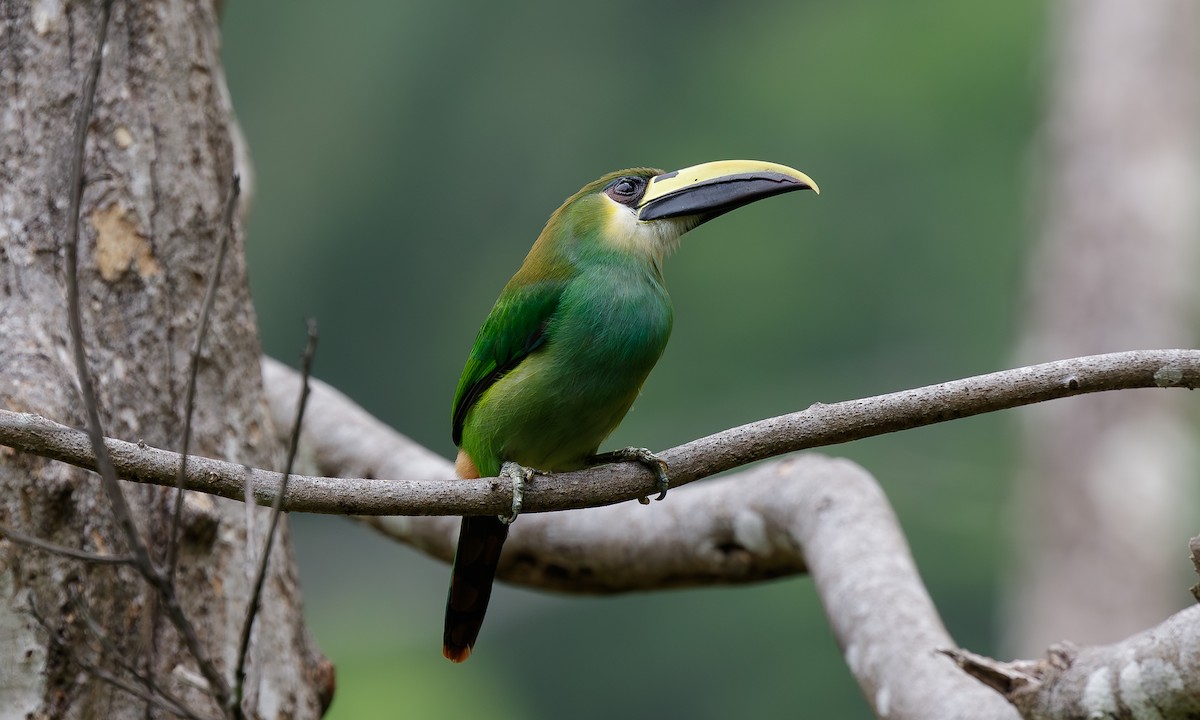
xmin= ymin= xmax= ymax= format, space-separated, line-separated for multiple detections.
xmin=541 ymin=160 xmax=819 ymax=269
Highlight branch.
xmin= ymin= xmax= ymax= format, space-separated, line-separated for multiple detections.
xmin=0 ymin=523 xmax=135 ymax=565
xmin=945 ymin=603 xmax=1200 ymax=717
xmin=789 ymin=458 xmax=1021 ymax=720
xmin=946 ymin=532 xmax=1200 ymax=715
xmin=30 ymin=597 xmax=209 ymax=720
xmin=263 ymin=358 xmax=1200 ymax=720
xmin=264 ymin=367 xmax=1019 ymax=718
xmin=168 ymin=172 xmax=241 ymax=579
xmin=261 ymin=356 xmax=805 ymax=589
xmin=69 ymin=589 xmax=209 ymax=720
xmin=0 ymin=350 xmax=1196 ymax=518
xmin=62 ymin=0 xmax=149 ymax=575
xmin=1190 ymin=534 xmax=1200 ymax=603
xmin=9 ymin=342 xmax=1196 ymax=716
xmin=233 ymin=320 xmax=316 ymax=715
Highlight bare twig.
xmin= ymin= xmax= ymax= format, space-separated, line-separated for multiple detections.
xmin=62 ymin=0 xmax=149 ymax=568
xmin=0 ymin=523 xmax=134 ymax=565
xmin=69 ymin=589 xmax=207 ymax=720
xmin=60 ymin=1 xmax=231 ymax=710
xmin=1190 ymin=535 xmax=1200 ymax=603
xmin=31 ymin=597 xmax=208 ymax=720
xmin=940 ymin=647 xmax=1041 ymax=697
xmin=2 ymin=350 xmax=1197 ymax=518
xmin=168 ymin=173 xmax=242 ymax=580
xmin=243 ymin=468 xmax=256 ymax=573
xmin=81 ymin=661 xmax=206 ymax=720
xmin=232 ymin=320 xmax=317 ymax=716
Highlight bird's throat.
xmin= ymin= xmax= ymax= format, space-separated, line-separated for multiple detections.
xmin=600 ymin=198 xmax=691 ymax=267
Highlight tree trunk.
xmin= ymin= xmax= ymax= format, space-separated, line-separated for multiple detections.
xmin=1008 ymin=0 xmax=1200 ymax=655
xmin=0 ymin=1 xmax=326 ymax=716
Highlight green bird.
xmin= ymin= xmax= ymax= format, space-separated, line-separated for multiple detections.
xmin=445 ymin=159 xmax=819 ymax=662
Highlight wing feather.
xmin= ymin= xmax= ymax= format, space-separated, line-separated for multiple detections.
xmin=451 ymin=279 xmax=567 ymax=446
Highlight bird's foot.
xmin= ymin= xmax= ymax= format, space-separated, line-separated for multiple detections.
xmin=590 ymin=447 xmax=670 ymax=502
xmin=498 ymin=461 xmax=534 ymax=524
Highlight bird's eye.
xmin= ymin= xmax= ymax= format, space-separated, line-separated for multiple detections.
xmin=605 ymin=176 xmax=645 ymax=205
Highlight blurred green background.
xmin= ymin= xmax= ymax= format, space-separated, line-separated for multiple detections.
xmin=221 ymin=1 xmax=1040 ymax=717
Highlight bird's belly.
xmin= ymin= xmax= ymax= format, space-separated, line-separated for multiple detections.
xmin=474 ymin=351 xmax=648 ymax=471
xmin=463 ymin=306 xmax=670 ymax=475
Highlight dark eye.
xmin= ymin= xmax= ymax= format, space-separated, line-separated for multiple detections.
xmin=605 ymin=176 xmax=645 ymax=205
xmin=613 ymin=179 xmax=638 ymax=195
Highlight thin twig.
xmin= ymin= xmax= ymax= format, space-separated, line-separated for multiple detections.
xmin=3 ymin=349 xmax=1197 ymax=516
xmin=243 ymin=466 xmax=256 ymax=575
xmin=62 ymin=0 xmax=149 ymax=564
xmin=157 ymin=170 xmax=239 ymax=720
xmin=60 ymin=0 xmax=232 ymax=711
xmin=1190 ymin=535 xmax=1200 ymax=603
xmin=0 ymin=523 xmax=134 ymax=564
xmin=940 ymin=647 xmax=1040 ymax=697
xmin=168 ymin=173 xmax=241 ymax=580
xmin=69 ymin=589 xmax=206 ymax=720
xmin=232 ymin=320 xmax=317 ymax=717
xmin=31 ymin=596 xmax=209 ymax=720
xmin=82 ymin=661 xmax=207 ymax=720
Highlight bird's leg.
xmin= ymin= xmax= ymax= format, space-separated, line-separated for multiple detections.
xmin=589 ymin=447 xmax=670 ymax=502
xmin=498 ymin=461 xmax=534 ymax=524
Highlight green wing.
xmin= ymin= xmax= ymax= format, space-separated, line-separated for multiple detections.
xmin=452 ymin=279 xmax=568 ymax=446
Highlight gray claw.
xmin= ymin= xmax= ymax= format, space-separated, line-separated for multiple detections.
xmin=595 ymin=447 xmax=670 ymax=502
xmin=498 ymin=461 xmax=532 ymax=524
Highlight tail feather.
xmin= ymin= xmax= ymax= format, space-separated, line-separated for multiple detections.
xmin=443 ymin=514 xmax=509 ymax=662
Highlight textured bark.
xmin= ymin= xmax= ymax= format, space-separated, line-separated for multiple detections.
xmin=0 ymin=1 xmax=325 ymax=717
xmin=948 ymin=603 xmax=1200 ymax=719
xmin=6 ymin=349 xmax=1199 ymax=522
xmin=1010 ymin=0 xmax=1200 ymax=654
xmin=262 ymin=360 xmax=1200 ymax=719
xmin=6 ymin=349 xmax=1200 ymax=518
xmin=261 ymin=363 xmax=1022 ymax=719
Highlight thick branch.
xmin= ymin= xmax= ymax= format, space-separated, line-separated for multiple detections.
xmin=946 ymin=603 xmax=1200 ymax=718
xmin=8 ymin=349 xmax=1194 ymax=717
xmin=268 ymin=355 xmax=815 ymax=590
xmin=792 ymin=459 xmax=1020 ymax=720
xmin=0 ymin=350 xmax=1197 ymax=517
xmin=367 ymin=461 xmax=815 ymax=593
xmin=264 ymin=359 xmax=1200 ymax=719
xmin=264 ymin=367 xmax=1018 ymax=718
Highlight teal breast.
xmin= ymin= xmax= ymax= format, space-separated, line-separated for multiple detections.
xmin=461 ymin=261 xmax=672 ymax=475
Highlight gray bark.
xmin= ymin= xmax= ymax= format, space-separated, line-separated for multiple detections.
xmin=5 ymin=350 xmax=1198 ymax=519
xmin=1010 ymin=0 xmax=1200 ymax=654
xmin=0 ymin=1 xmax=326 ymax=717
xmin=948 ymin=602 xmax=1200 ymax=719
xmin=261 ymin=360 xmax=1200 ymax=719
xmin=265 ymin=362 xmax=1020 ymax=719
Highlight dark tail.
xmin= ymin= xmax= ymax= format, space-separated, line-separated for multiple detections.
xmin=443 ymin=515 xmax=509 ymax=662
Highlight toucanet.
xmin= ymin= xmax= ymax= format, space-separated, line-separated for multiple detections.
xmin=444 ymin=160 xmax=819 ymax=662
